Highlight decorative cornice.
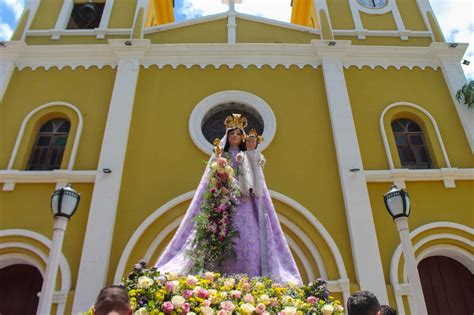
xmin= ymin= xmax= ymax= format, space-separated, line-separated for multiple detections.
xmin=364 ymin=168 xmax=474 ymax=189
xmin=0 ymin=170 xmax=97 ymax=191
xmin=1 ymin=40 xmax=468 ymax=71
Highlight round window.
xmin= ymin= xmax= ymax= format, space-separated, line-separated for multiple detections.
xmin=356 ymin=0 xmax=388 ymax=9
xmin=201 ymin=102 xmax=264 ymax=144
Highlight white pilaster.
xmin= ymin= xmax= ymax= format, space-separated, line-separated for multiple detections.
xmin=20 ymin=0 xmax=41 ymax=41
xmin=0 ymin=42 xmax=25 ymax=102
xmin=317 ymin=41 xmax=389 ymax=303
xmin=130 ymin=0 xmax=149 ymax=39
xmin=433 ymin=43 xmax=474 ymax=153
xmin=72 ymin=39 xmax=150 ymax=313
xmin=227 ymin=0 xmax=236 ymax=44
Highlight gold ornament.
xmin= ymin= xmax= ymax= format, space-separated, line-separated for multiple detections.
xmin=246 ymin=129 xmax=264 ymax=143
xmin=224 ymin=114 xmax=248 ymax=130
xmin=213 ymin=138 xmax=222 ymax=157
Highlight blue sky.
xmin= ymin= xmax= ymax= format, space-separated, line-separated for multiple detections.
xmin=0 ymin=0 xmax=472 ymax=78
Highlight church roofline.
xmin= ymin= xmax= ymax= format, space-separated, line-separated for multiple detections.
xmin=143 ymin=10 xmax=321 ymax=36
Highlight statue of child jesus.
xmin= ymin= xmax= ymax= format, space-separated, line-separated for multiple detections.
xmin=237 ymin=129 xmax=266 ymax=197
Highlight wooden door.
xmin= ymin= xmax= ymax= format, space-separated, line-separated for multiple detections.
xmin=0 ymin=264 xmax=43 ymax=315
xmin=418 ymin=256 xmax=474 ymax=315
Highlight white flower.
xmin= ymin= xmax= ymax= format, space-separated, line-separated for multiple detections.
xmin=240 ymin=303 xmax=256 ymax=314
xmin=282 ymin=295 xmax=294 ymax=306
xmin=287 ymin=281 xmax=297 ymax=288
xmin=322 ymin=304 xmax=334 ymax=315
xmin=188 ymin=313 xmax=197 ymax=315
xmin=255 ymin=281 xmax=264 ymax=289
xmin=201 ymin=306 xmax=215 ymax=315
xmin=258 ymin=294 xmax=270 ymax=303
xmin=137 ymin=276 xmax=154 ymax=289
xmin=167 ymin=271 xmax=179 ymax=280
xmin=224 ymin=165 xmax=233 ymax=175
xmin=282 ymin=306 xmax=297 ymax=315
xmin=171 ymin=295 xmax=186 ymax=308
xmin=135 ymin=307 xmax=149 ymax=315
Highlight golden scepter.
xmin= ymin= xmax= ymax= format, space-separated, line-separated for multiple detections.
xmin=213 ymin=138 xmax=222 ymax=157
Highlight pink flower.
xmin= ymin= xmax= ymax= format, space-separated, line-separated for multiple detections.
xmin=163 ymin=301 xmax=174 ymax=313
xmin=203 ymin=299 xmax=211 ymax=307
xmin=183 ymin=290 xmax=193 ymax=299
xmin=217 ymin=311 xmax=227 ymax=315
xmin=182 ymin=303 xmax=191 ymax=313
xmin=187 ymin=275 xmax=198 ymax=286
xmin=205 ymin=272 xmax=215 ymax=282
xmin=216 ymin=204 xmax=228 ymax=213
xmin=242 ymin=282 xmax=251 ymax=292
xmin=220 ymin=301 xmax=235 ymax=312
xmin=243 ymin=294 xmax=254 ymax=303
xmin=231 ymin=290 xmax=241 ymax=299
xmin=197 ymin=288 xmax=209 ymax=299
xmin=307 ymin=296 xmax=319 ymax=304
xmin=165 ymin=281 xmax=178 ymax=292
xmin=255 ymin=303 xmax=266 ymax=313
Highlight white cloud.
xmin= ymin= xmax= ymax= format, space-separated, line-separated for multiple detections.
xmin=430 ymin=0 xmax=473 ymax=79
xmin=180 ymin=0 xmax=291 ymax=22
xmin=0 ymin=23 xmax=14 ymax=41
xmin=4 ymin=0 xmax=25 ymax=21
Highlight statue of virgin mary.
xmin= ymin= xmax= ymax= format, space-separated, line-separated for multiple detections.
xmin=156 ymin=114 xmax=302 ymax=284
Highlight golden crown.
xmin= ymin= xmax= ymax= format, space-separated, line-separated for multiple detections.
xmin=224 ymin=114 xmax=248 ymax=130
xmin=246 ymin=129 xmax=264 ymax=143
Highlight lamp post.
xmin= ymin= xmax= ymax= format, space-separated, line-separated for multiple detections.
xmin=37 ymin=184 xmax=80 ymax=315
xmin=383 ymin=185 xmax=428 ymax=315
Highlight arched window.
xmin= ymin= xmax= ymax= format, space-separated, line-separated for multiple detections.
xmin=391 ymin=119 xmax=432 ymax=169
xmin=27 ymin=119 xmax=71 ymax=170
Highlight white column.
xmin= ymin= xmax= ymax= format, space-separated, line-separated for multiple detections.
xmin=37 ymin=217 xmax=69 ymax=315
xmin=395 ymin=217 xmax=428 ymax=315
xmin=0 ymin=42 xmax=25 ymax=102
xmin=438 ymin=58 xmax=474 ymax=153
xmin=72 ymin=39 xmax=150 ymax=314
xmin=227 ymin=0 xmax=236 ymax=44
xmin=318 ymin=42 xmax=389 ymax=303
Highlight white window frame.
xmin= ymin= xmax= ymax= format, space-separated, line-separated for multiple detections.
xmin=52 ymin=0 xmax=115 ymax=39
xmin=188 ymin=90 xmax=277 ymax=155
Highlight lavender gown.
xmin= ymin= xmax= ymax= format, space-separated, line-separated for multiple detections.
xmin=156 ymin=147 xmax=302 ymax=284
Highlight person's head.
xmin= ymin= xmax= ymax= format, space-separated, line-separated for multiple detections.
xmin=246 ymin=135 xmax=258 ymax=150
xmin=224 ymin=128 xmax=246 ymax=151
xmin=347 ymin=291 xmax=381 ymax=315
xmin=380 ymin=305 xmax=397 ymax=315
xmin=93 ymin=285 xmax=132 ymax=315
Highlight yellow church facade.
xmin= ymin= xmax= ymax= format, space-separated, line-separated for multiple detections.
xmin=0 ymin=0 xmax=472 ymax=314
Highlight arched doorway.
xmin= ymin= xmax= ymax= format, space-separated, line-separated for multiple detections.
xmin=0 ymin=264 xmax=43 ymax=315
xmin=418 ymin=256 xmax=474 ymax=315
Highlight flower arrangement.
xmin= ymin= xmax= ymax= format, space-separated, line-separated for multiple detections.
xmin=118 ymin=261 xmax=344 ymax=315
xmin=187 ymin=156 xmax=241 ymax=272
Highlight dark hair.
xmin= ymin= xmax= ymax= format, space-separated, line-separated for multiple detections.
xmin=380 ymin=305 xmax=397 ymax=315
xmin=223 ymin=128 xmax=246 ymax=152
xmin=94 ymin=285 xmax=131 ymax=315
xmin=347 ymin=291 xmax=380 ymax=315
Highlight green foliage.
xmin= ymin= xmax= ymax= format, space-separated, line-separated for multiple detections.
xmin=456 ymin=80 xmax=474 ymax=108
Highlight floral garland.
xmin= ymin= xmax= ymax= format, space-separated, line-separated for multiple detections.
xmin=103 ymin=261 xmax=344 ymax=315
xmin=186 ymin=156 xmax=241 ymax=273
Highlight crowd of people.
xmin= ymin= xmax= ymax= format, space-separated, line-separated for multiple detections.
xmin=91 ymin=285 xmax=397 ymax=315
